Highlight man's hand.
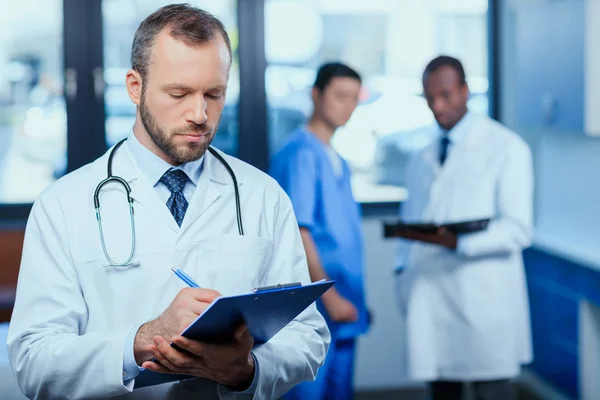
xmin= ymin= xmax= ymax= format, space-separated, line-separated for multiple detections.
xmin=144 ymin=325 xmax=256 ymax=390
xmin=397 ymin=227 xmax=458 ymax=249
xmin=322 ymin=289 xmax=358 ymax=323
xmin=134 ymin=288 xmax=221 ymax=365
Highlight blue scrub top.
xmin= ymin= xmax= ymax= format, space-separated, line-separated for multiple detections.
xmin=269 ymin=128 xmax=369 ymax=339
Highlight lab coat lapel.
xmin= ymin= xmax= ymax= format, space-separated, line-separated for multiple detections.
xmin=111 ymin=143 xmax=181 ymax=234
xmin=178 ymin=149 xmax=236 ymax=235
xmin=438 ymin=117 xmax=479 ymax=181
xmin=421 ymin=116 xmax=479 ymax=221
xmin=420 ymin=144 xmax=443 ymax=220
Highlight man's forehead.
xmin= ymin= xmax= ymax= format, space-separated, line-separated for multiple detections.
xmin=145 ymin=33 xmax=230 ymax=85
xmin=425 ymin=67 xmax=462 ymax=85
xmin=150 ymin=30 xmax=230 ymax=66
xmin=327 ymin=77 xmax=361 ymax=91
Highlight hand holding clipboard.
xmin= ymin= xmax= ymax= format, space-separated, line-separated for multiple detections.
xmin=134 ymin=271 xmax=334 ymax=389
xmin=382 ymin=218 xmax=490 ymax=249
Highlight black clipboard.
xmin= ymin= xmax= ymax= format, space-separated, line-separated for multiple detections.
xmin=383 ymin=218 xmax=490 ymax=238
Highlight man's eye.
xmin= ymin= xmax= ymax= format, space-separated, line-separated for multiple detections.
xmin=170 ymin=93 xmax=186 ymax=99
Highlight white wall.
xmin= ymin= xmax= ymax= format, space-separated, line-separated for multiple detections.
xmin=500 ymin=1 xmax=600 ymax=270
xmin=532 ymin=130 xmax=600 ymax=269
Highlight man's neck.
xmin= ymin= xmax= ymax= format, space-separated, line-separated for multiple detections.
xmin=307 ymin=116 xmax=336 ymax=145
xmin=133 ymin=119 xmax=179 ymax=166
xmin=443 ymin=109 xmax=469 ymax=132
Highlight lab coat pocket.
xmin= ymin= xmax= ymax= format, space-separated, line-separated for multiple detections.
xmin=211 ymin=234 xmax=274 ymax=295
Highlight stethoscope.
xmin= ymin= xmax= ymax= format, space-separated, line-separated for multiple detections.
xmin=94 ymin=138 xmax=244 ymax=267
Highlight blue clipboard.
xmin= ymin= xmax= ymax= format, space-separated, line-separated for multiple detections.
xmin=134 ymin=279 xmax=334 ymax=389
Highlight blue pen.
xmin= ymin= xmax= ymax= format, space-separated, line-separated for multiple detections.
xmin=171 ymin=267 xmax=200 ymax=288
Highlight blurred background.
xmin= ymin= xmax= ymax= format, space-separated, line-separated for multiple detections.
xmin=0 ymin=0 xmax=598 ymax=399
xmin=0 ymin=0 xmax=490 ymax=204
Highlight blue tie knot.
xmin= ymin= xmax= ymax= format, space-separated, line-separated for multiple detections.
xmin=160 ymin=169 xmax=189 ymax=194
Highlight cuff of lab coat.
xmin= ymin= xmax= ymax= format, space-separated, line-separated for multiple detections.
xmin=456 ymin=235 xmax=470 ymax=256
xmin=456 ymin=233 xmax=487 ymax=257
xmin=122 ymin=324 xmax=144 ymax=382
xmin=219 ymin=352 xmax=259 ymax=395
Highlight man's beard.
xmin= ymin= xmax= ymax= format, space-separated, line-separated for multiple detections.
xmin=140 ymin=94 xmax=215 ymax=164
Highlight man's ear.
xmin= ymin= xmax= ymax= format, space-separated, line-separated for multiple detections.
xmin=311 ymin=87 xmax=321 ymax=104
xmin=461 ymin=82 xmax=470 ymax=101
xmin=126 ymin=69 xmax=143 ymax=106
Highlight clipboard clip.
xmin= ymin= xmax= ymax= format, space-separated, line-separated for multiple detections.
xmin=252 ymin=282 xmax=302 ymax=293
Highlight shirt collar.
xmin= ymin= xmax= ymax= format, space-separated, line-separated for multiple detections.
xmin=300 ymin=126 xmax=330 ymax=150
xmin=440 ymin=111 xmax=473 ymax=144
xmin=125 ymin=130 xmax=204 ymax=188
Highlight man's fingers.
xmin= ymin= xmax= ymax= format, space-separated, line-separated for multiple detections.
xmin=234 ymin=324 xmax=249 ymax=341
xmin=152 ymin=335 xmax=195 ymax=371
xmin=234 ymin=324 xmax=254 ymax=349
xmin=142 ymin=360 xmax=172 ymax=374
xmin=172 ymin=336 xmax=207 ymax=357
xmin=150 ymin=339 xmax=180 ymax=371
xmin=186 ymin=302 xmax=210 ymax=317
xmin=175 ymin=288 xmax=221 ymax=316
xmin=180 ymin=288 xmax=222 ymax=303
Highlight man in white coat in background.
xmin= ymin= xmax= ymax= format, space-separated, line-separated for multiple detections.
xmin=7 ymin=4 xmax=329 ymax=400
xmin=394 ymin=55 xmax=534 ymax=400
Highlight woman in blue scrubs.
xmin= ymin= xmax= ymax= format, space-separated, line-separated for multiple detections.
xmin=269 ymin=62 xmax=370 ymax=400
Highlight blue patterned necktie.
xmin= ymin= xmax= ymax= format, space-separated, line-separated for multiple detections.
xmin=160 ymin=169 xmax=189 ymax=226
xmin=439 ymin=135 xmax=451 ymax=166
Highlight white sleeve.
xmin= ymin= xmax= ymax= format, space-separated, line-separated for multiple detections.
xmin=224 ymin=189 xmax=330 ymax=400
xmin=7 ymin=196 xmax=136 ymax=399
xmin=457 ymin=140 xmax=534 ymax=257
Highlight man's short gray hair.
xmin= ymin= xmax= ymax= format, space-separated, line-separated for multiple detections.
xmin=131 ymin=3 xmax=232 ymax=79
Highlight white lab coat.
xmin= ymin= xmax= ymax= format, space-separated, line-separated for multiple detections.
xmin=7 ymin=144 xmax=330 ymax=400
xmin=395 ymin=113 xmax=534 ymax=382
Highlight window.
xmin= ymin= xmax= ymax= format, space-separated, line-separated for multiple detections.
xmin=0 ymin=0 xmax=65 ymax=204
xmin=0 ymin=0 xmax=493 ymax=221
xmin=264 ymin=0 xmax=489 ymax=203
xmin=102 ymin=0 xmax=240 ymax=155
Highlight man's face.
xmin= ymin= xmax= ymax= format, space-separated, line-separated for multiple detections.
xmin=423 ymin=65 xmax=469 ymax=131
xmin=313 ymin=77 xmax=361 ymax=129
xmin=128 ymin=28 xmax=231 ymax=164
